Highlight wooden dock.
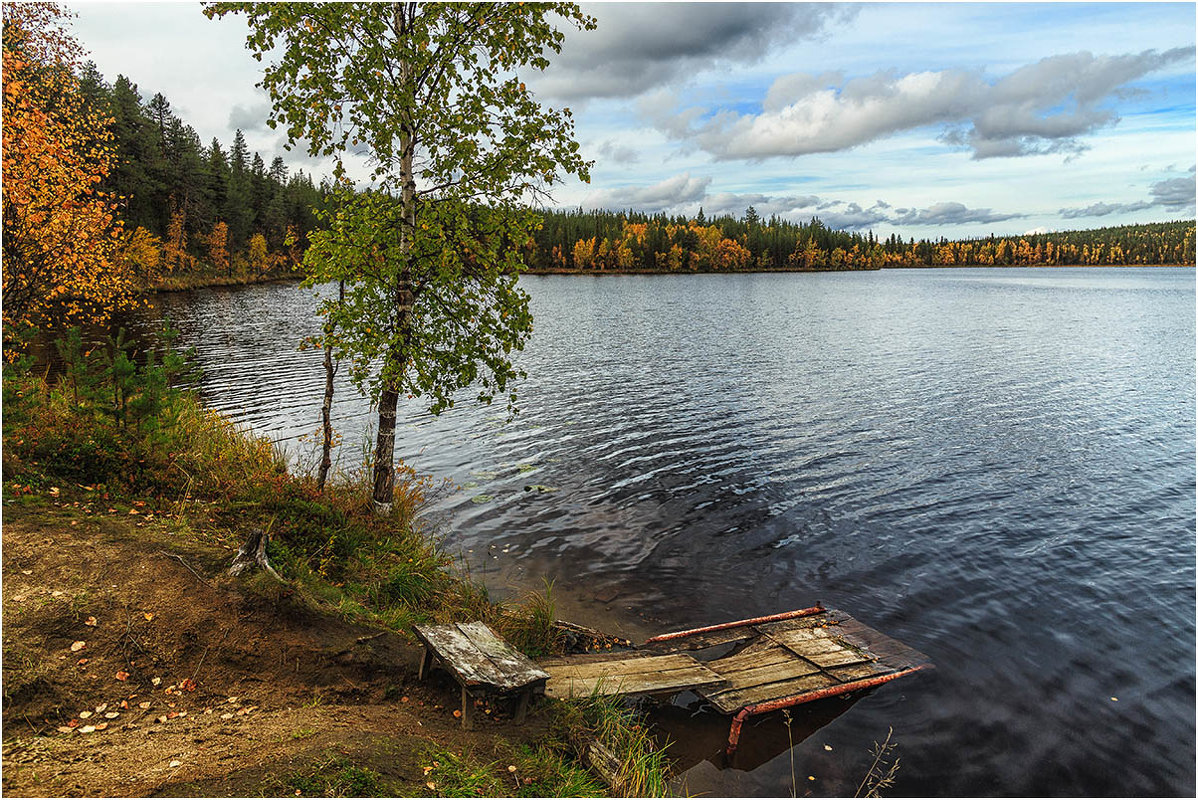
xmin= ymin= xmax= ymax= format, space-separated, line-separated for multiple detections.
xmin=537 ymin=605 xmax=931 ymax=754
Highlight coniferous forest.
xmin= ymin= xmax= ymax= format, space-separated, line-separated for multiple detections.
xmin=27 ymin=61 xmax=1196 ymax=304
xmin=527 ymin=208 xmax=1196 ymax=272
xmin=75 ymin=62 xmax=326 ymax=289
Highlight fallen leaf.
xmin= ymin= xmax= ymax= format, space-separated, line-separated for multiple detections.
xmin=70 ymin=641 xmax=86 ymax=652
xmin=151 ymin=677 xmax=162 ymax=686
xmin=167 ymin=712 xmax=179 ymax=720
xmin=128 ymin=508 xmax=139 ymax=515
xmin=49 ymin=487 xmax=60 ymax=496
xmin=226 ymin=696 xmax=239 ymax=704
xmin=824 ymin=744 xmax=833 ymax=751
xmin=20 ymin=569 xmax=31 ymax=575
xmin=808 ymin=776 xmax=815 ymax=781
xmin=94 ymin=722 xmax=109 ymax=731
xmin=95 ymin=704 xmax=107 ymax=713
xmin=219 ymin=713 xmax=234 ymax=720
xmin=56 ymin=726 xmax=73 ymax=734
xmin=77 ymin=658 xmax=89 ymax=666
xmin=138 ymin=701 xmax=151 ymax=709
xmin=423 ymin=766 xmax=433 ymax=776
xmin=1110 ymin=696 xmax=1118 ymax=702
xmin=144 ymin=612 xmax=155 ymax=621
xmin=426 ymin=782 xmax=436 ymax=791
xmin=452 ymin=709 xmax=462 ymax=718
xmin=78 ymin=711 xmax=93 ymax=719
xmin=169 ymin=760 xmax=181 ymax=768
xmin=85 ymin=616 xmax=98 ymax=627
xmin=78 ymin=725 xmax=95 ymax=734
xmin=67 ymin=719 xmax=79 ymax=728
xmin=401 ymin=696 xmax=410 ymax=703
xmin=104 ymin=712 xmax=119 ymax=719
xmin=116 ymin=670 xmax=129 ymax=681
xmin=156 ymin=715 xmax=167 ymax=724
xmin=507 ymin=765 xmax=517 ymax=773
xmin=179 ymin=678 xmax=196 ymax=692
xmin=120 ymin=700 xmax=129 ymax=709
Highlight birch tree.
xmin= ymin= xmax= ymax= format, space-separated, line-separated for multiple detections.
xmin=205 ymin=2 xmax=593 ymax=512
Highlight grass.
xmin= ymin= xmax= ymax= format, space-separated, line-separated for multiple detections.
xmin=418 ymin=742 xmax=605 ymax=798
xmin=3 ymin=333 xmax=676 ymax=797
xmin=551 ymin=694 xmax=674 ymax=797
xmin=262 ymin=753 xmax=393 ymax=797
xmin=1 ymin=347 xmax=566 ymax=656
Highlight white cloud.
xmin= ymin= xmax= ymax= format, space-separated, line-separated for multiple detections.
xmin=655 ymin=47 xmax=1195 ymax=161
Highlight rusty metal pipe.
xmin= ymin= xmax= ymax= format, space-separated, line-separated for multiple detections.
xmin=644 ymin=605 xmax=825 ymax=644
xmin=725 ymin=708 xmax=751 ymax=756
xmin=723 ymin=665 xmax=931 ymax=755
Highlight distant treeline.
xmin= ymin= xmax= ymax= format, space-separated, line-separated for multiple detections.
xmin=78 ymin=63 xmax=326 ymax=286
xmin=530 ymin=208 xmax=1196 ymax=271
xmin=73 ymin=60 xmax=1196 ymax=284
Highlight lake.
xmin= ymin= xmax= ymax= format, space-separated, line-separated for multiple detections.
xmin=146 ymin=267 xmax=1195 ymax=796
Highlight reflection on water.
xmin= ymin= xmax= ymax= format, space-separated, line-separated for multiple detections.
xmin=145 ymin=268 xmax=1195 ymax=796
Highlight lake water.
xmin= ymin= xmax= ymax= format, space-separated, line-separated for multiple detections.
xmin=147 ymin=268 xmax=1195 ymax=797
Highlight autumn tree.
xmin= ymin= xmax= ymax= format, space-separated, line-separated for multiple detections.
xmin=2 ymin=3 xmax=132 ymax=336
xmin=206 ymin=220 xmax=230 ymax=272
xmin=207 ymin=2 xmax=594 ymax=512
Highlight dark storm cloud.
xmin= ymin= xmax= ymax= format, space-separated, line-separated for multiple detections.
xmin=536 ymin=3 xmax=858 ymax=100
xmin=662 ymin=47 xmax=1194 ymax=160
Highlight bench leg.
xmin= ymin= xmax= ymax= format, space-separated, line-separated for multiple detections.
xmin=514 ymin=689 xmax=532 ymax=725
xmin=418 ymin=647 xmax=434 ymax=681
xmin=460 ymin=686 xmax=474 ymax=731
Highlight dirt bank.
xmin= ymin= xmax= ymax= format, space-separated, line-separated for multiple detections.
xmin=0 ymin=499 xmax=564 ymax=797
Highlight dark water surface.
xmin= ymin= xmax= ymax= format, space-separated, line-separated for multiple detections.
xmin=148 ymin=268 xmax=1195 ymax=797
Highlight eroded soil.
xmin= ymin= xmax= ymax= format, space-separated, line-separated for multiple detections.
xmin=2 ymin=499 xmax=554 ymax=797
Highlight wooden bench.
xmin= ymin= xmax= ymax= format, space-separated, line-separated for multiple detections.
xmin=413 ymin=622 xmax=549 ymax=729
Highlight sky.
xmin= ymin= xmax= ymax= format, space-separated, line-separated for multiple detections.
xmin=66 ymin=1 xmax=1196 ymax=239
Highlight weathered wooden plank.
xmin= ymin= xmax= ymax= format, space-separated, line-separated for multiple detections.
xmin=754 ymin=615 xmax=833 ymax=635
xmin=639 ymin=626 xmax=758 ymax=653
xmin=763 ymin=626 xmax=832 ymax=644
xmin=804 ymin=647 xmax=874 ymax=668
xmin=783 ymin=638 xmax=845 ymax=658
xmin=826 ymin=662 xmax=891 ymax=682
xmin=454 ymin=621 xmax=549 ymax=690
xmin=414 ymin=624 xmax=505 ymax=686
xmin=834 ymin=618 xmax=931 ymax=670
xmin=538 ymin=650 xmax=644 ymax=668
xmin=702 ymin=672 xmax=837 ymax=713
xmin=545 ymin=665 xmax=724 ymax=699
xmin=709 ymin=658 xmax=823 ymax=690
xmin=700 ymin=642 xmax=796 ymax=674
xmin=543 ymin=653 xmax=702 ymax=682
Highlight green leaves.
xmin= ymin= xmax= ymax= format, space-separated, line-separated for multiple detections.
xmin=209 ymin=1 xmax=594 ymax=505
